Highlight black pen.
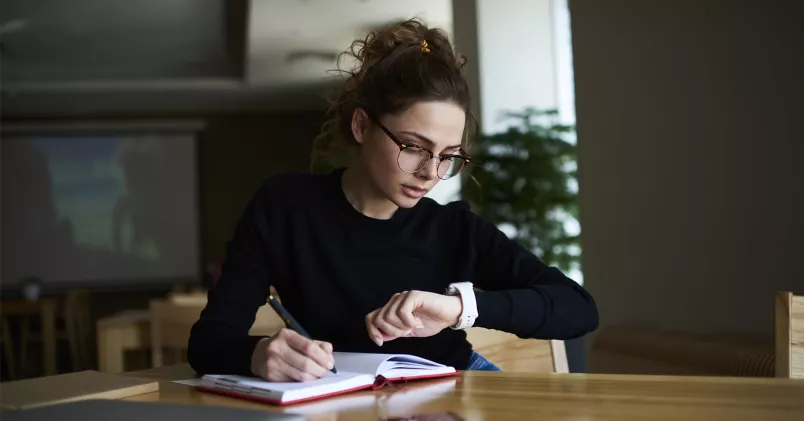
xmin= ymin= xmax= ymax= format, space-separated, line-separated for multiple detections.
xmin=267 ymin=294 xmax=338 ymax=374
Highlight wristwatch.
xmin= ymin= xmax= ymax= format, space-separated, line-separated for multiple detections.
xmin=444 ymin=282 xmax=478 ymax=330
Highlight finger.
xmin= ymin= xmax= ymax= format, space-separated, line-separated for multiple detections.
xmin=375 ymin=293 xmax=400 ymax=327
xmin=270 ymin=329 xmax=327 ymax=380
xmin=379 ymin=293 xmax=410 ymax=333
xmin=265 ymin=358 xmax=294 ymax=382
xmin=374 ymin=297 xmax=410 ymax=340
xmin=313 ymin=340 xmax=336 ymax=370
xmin=283 ymin=346 xmax=328 ymax=380
xmin=365 ymin=310 xmax=385 ymax=346
xmin=396 ymin=291 xmax=424 ymax=330
xmin=314 ymin=340 xmax=333 ymax=355
xmin=264 ymin=340 xmax=295 ymax=382
xmin=283 ymin=331 xmax=332 ymax=375
xmin=276 ymin=355 xmax=315 ymax=382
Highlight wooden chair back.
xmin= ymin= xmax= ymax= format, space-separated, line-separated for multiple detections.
xmin=775 ymin=291 xmax=804 ymax=378
xmin=166 ymin=291 xmax=207 ymax=305
xmin=16 ymin=290 xmax=92 ymax=375
xmin=1 ymin=316 xmax=17 ymax=380
xmin=149 ymin=294 xmax=285 ymax=367
xmin=465 ymin=327 xmax=569 ymax=373
xmin=63 ymin=290 xmax=92 ymax=372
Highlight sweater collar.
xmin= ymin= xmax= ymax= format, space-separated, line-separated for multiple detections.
xmin=329 ymin=167 xmax=412 ymax=226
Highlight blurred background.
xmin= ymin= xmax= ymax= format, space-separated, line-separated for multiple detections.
xmin=0 ymin=0 xmax=801 ymax=381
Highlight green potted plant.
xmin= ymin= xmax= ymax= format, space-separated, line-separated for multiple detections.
xmin=462 ymin=108 xmax=580 ymax=274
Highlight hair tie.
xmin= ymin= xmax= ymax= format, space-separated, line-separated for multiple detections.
xmin=421 ymin=40 xmax=430 ymax=53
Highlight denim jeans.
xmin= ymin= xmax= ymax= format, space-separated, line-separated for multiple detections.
xmin=466 ymin=352 xmax=502 ymax=371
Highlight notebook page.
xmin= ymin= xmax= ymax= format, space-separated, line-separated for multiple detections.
xmin=203 ymin=372 xmax=374 ymax=403
xmin=332 ymin=352 xmax=397 ymax=376
xmin=379 ymin=365 xmax=457 ymax=379
xmin=378 ymin=355 xmax=455 ymax=379
xmin=204 ymin=372 xmax=367 ymax=392
xmin=378 ymin=354 xmax=448 ymax=373
xmin=382 ymin=354 xmax=445 ymax=366
xmin=333 ymin=352 xmax=450 ymax=377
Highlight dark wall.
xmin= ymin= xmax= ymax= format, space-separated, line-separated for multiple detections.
xmin=197 ymin=112 xmax=323 ymax=263
xmin=569 ymin=0 xmax=804 ymax=340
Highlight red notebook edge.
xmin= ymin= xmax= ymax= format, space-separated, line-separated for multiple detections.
xmin=194 ymin=370 xmax=460 ymax=406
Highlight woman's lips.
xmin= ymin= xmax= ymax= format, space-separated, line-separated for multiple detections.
xmin=401 ymin=184 xmax=427 ymax=198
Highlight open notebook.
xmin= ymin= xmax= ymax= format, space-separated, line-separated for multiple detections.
xmin=195 ymin=352 xmax=458 ymax=405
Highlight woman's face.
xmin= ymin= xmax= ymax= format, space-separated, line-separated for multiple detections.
xmin=353 ymin=101 xmax=467 ymax=208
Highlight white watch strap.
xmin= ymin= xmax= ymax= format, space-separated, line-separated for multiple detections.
xmin=445 ymin=282 xmax=478 ymax=330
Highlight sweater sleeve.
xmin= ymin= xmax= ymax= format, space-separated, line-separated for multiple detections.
xmin=187 ymin=181 xmax=275 ymax=376
xmin=466 ymin=208 xmax=599 ymax=340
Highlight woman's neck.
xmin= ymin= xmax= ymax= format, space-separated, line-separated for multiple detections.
xmin=341 ymin=165 xmax=399 ymax=220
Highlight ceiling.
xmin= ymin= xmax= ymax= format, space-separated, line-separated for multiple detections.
xmin=0 ymin=0 xmax=452 ymax=117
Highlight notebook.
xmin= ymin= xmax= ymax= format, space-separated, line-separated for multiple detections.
xmin=279 ymin=375 xmax=458 ymax=415
xmin=195 ymin=352 xmax=458 ymax=405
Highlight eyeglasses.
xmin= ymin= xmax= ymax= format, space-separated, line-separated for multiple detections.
xmin=366 ymin=111 xmax=471 ymax=180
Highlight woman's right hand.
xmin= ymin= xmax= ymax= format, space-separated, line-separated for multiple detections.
xmin=250 ymin=328 xmax=335 ymax=382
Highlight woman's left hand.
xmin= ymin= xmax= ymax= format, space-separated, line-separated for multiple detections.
xmin=365 ymin=290 xmax=462 ymax=346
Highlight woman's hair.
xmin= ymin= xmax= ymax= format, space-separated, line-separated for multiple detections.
xmin=311 ymin=18 xmax=476 ymax=168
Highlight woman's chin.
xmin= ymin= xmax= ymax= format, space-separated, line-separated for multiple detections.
xmin=391 ymin=193 xmax=422 ymax=208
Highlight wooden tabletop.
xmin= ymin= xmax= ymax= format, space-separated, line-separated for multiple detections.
xmin=123 ymin=364 xmax=804 ymax=421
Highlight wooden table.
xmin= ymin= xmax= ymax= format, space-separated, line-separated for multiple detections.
xmin=0 ymin=298 xmax=58 ymax=376
xmin=122 ymin=363 xmax=804 ymax=421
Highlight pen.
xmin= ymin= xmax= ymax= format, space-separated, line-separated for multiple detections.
xmin=267 ymin=295 xmax=338 ymax=374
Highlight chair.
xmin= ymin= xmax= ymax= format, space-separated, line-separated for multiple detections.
xmin=465 ymin=327 xmax=569 ymax=373
xmin=149 ymin=298 xmax=205 ymax=368
xmin=166 ymin=291 xmax=207 ymax=305
xmin=19 ymin=290 xmax=92 ymax=375
xmin=63 ymin=291 xmax=92 ymax=371
xmin=775 ymin=291 xmax=804 ymax=378
xmin=1 ymin=316 xmax=17 ymax=380
xmin=149 ymin=296 xmax=285 ymax=368
xmin=96 ymin=309 xmax=151 ymax=373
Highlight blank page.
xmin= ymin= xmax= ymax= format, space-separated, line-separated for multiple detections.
xmin=204 ymin=372 xmax=367 ymax=393
xmin=332 ymin=352 xmax=451 ymax=377
xmin=331 ymin=352 xmax=396 ymax=376
xmin=202 ymin=372 xmax=374 ymax=404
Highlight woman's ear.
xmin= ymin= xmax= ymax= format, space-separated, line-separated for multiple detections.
xmin=351 ymin=108 xmax=369 ymax=145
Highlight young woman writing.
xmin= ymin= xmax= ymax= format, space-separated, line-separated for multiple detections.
xmin=187 ymin=18 xmax=597 ymax=382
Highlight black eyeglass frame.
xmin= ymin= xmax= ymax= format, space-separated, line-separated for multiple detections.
xmin=364 ymin=110 xmax=471 ymax=180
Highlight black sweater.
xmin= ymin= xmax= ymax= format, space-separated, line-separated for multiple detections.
xmin=187 ymin=168 xmax=598 ymax=374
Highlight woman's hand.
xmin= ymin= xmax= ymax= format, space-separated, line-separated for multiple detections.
xmin=365 ymin=290 xmax=462 ymax=346
xmin=250 ymin=328 xmax=335 ymax=382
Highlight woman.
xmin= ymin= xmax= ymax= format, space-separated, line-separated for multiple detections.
xmin=187 ymin=18 xmax=597 ymax=382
